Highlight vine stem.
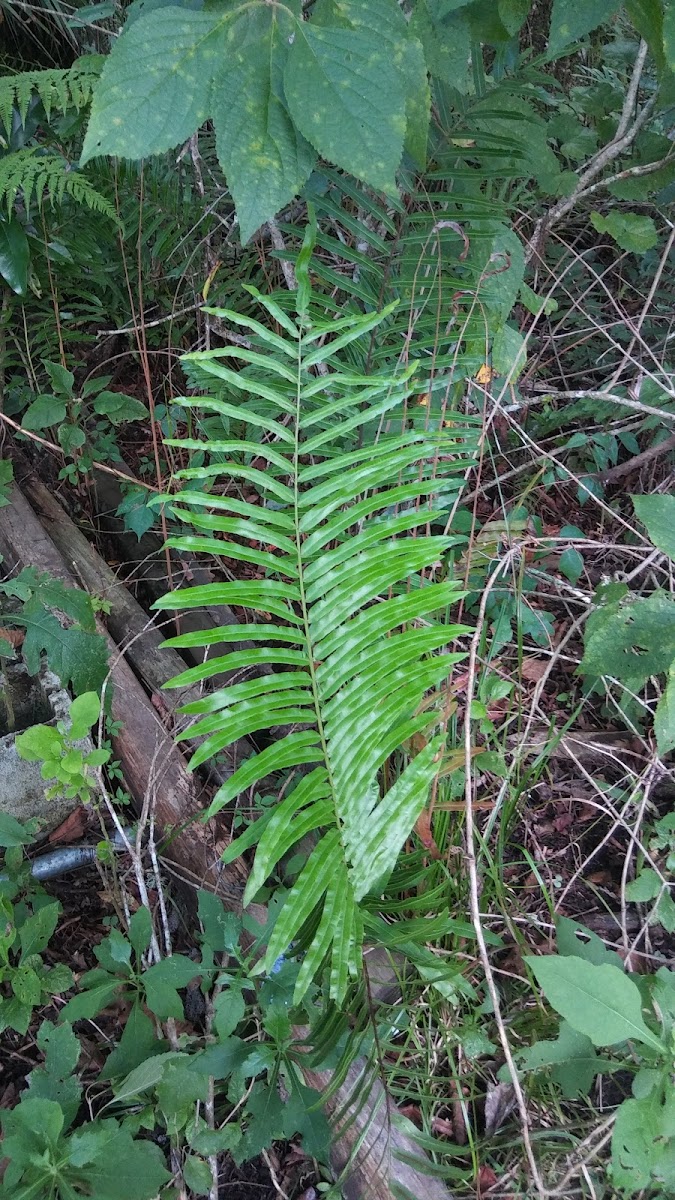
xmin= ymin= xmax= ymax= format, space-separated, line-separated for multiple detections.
xmin=462 ymin=548 xmax=547 ymax=1198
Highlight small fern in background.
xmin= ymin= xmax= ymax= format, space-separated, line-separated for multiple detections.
xmin=0 ymin=56 xmax=103 ymax=132
xmin=154 ymin=240 xmax=478 ymax=1004
xmin=0 ymin=148 xmax=117 ymax=221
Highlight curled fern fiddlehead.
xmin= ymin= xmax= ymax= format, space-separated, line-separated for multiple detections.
xmin=154 ymin=278 xmax=478 ymax=1004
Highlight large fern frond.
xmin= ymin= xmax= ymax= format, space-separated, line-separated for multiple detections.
xmin=0 ymin=56 xmax=103 ymax=134
xmin=0 ymin=149 xmax=117 ymax=221
xmin=154 ymin=285 xmax=478 ymax=1004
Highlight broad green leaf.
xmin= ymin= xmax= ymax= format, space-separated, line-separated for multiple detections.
xmin=559 ymin=546 xmax=584 ymax=585
xmin=526 ymin=955 xmax=664 ymax=1050
xmin=19 ymin=902 xmax=61 ymax=959
xmin=25 ymin=1020 xmax=81 ymax=1124
xmin=58 ymin=424 xmax=86 ymax=456
xmin=655 ymin=666 xmax=675 ymax=756
xmin=0 ymin=812 xmax=35 ymax=847
xmin=67 ymin=2 xmax=115 ymax=28
xmin=190 ymin=1036 xmax=249 ymax=1080
xmin=518 ymin=1019 xmax=616 ymax=1098
xmin=156 ymin=1061 xmax=209 ymax=1128
xmin=93 ymin=391 xmax=149 ymax=423
xmin=627 ymin=0 xmax=667 ymax=75
xmin=21 ymin=395 xmax=66 ymax=431
xmin=12 ymin=965 xmax=42 ymax=1007
xmin=60 ymin=979 xmax=125 ymax=1022
xmin=320 ymin=0 xmax=430 ymax=167
xmin=410 ymin=5 xmax=471 ymax=90
xmin=128 ymin=905 xmax=153 ymax=958
xmin=213 ymin=988 xmax=245 ymax=1041
xmin=116 ymin=488 xmax=156 ymax=541
xmin=0 ymin=216 xmax=29 ymax=295
xmin=100 ymin=1003 xmax=161 ymax=1080
xmin=0 ymin=459 xmax=13 ymax=509
xmin=0 ymin=1096 xmax=65 ymax=1157
xmin=190 ymin=1124 xmax=242 ymax=1155
xmin=213 ymin=7 xmax=315 ymax=244
xmin=142 ymin=954 xmax=200 ymax=1019
xmin=476 ymin=225 xmax=525 ymax=322
xmin=626 ymin=867 xmax=662 ymax=903
xmin=66 ymin=1120 xmax=171 ymax=1200
xmin=284 ymin=24 xmax=406 ymax=195
xmin=633 ymin=493 xmax=675 ymax=562
xmin=611 ymin=1091 xmax=675 ymax=1193
xmin=43 ymin=361 xmax=74 ymax=397
xmin=556 ymin=916 xmax=623 ymax=968
xmin=21 ymin=598 xmax=110 ymax=696
xmin=591 ymin=210 xmax=658 ymax=253
xmin=240 ymin=1083 xmax=285 ymax=1162
xmin=114 ymin=1052 xmax=184 ymax=1104
xmin=183 ymin=1155 xmax=212 ymax=1195
xmin=197 ymin=889 xmax=242 ymax=952
xmin=498 ymin=0 xmax=531 ymax=35
xmin=81 ymin=10 xmax=222 ymax=163
xmin=547 ymin=0 xmax=621 ymax=59
xmin=492 ymin=323 xmax=527 ymax=379
xmin=68 ymin=690 xmax=100 ymax=740
xmin=281 ymin=1083 xmax=331 ymax=1162
xmin=580 ymin=590 xmax=675 ymax=691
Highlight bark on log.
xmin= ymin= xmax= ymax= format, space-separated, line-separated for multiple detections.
xmin=7 ymin=450 xmax=249 ymax=784
xmin=0 ymin=479 xmax=248 ymax=903
xmin=303 ymin=1060 xmax=454 ymax=1200
xmin=0 ymin=471 xmax=456 ymax=1200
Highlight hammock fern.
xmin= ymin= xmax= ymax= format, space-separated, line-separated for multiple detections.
xmin=0 ymin=149 xmax=117 ymax=221
xmin=154 ymin=254 xmax=477 ymax=1005
xmin=0 ymin=56 xmax=103 ymax=134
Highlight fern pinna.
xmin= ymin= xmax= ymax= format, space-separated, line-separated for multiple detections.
xmin=154 ymin=260 xmax=476 ymax=1005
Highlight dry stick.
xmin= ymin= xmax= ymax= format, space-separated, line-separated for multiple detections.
xmin=595 ymin=431 xmax=675 ymax=484
xmin=0 ymin=410 xmax=157 ymax=490
xmin=609 ymin=223 xmax=675 ymax=389
xmin=528 ymin=231 xmax=672 ymax=388
xmin=619 ymin=778 xmax=653 ymax=969
xmin=546 ymin=1114 xmax=616 ymax=1198
xmin=463 ymin=550 xmax=546 ymax=1198
xmin=527 ymin=39 xmax=651 ymax=261
xmin=521 ymin=386 xmax=675 ymax=423
xmin=575 ymin=150 xmax=675 ymax=201
xmin=266 ymin=218 xmax=298 ymax=291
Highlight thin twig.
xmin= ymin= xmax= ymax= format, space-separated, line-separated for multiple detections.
xmin=463 ymin=549 xmax=547 ymax=1198
xmin=0 ymin=411 xmax=158 ymax=491
xmin=266 ymin=219 xmax=298 ymax=291
xmin=527 ymin=41 xmax=652 ymax=260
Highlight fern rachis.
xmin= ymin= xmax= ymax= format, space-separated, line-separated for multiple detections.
xmin=154 ymin=281 xmax=477 ymax=1004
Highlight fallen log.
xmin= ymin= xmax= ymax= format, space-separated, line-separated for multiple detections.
xmin=7 ymin=449 xmax=251 ymax=784
xmin=0 ymin=478 xmax=248 ymax=902
xmin=303 ymin=1058 xmax=455 ymax=1200
xmin=0 ymin=470 xmax=456 ymax=1200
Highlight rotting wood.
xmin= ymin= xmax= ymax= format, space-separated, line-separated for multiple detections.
xmin=0 ymin=479 xmax=248 ymax=904
xmin=302 ymin=1059 xmax=454 ymax=1200
xmin=7 ymin=449 xmax=251 ymax=785
xmin=0 ymin=473 xmax=457 ymax=1200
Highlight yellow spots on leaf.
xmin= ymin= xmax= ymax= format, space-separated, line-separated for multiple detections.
xmin=112 ymin=117 xmax=123 ymax=127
